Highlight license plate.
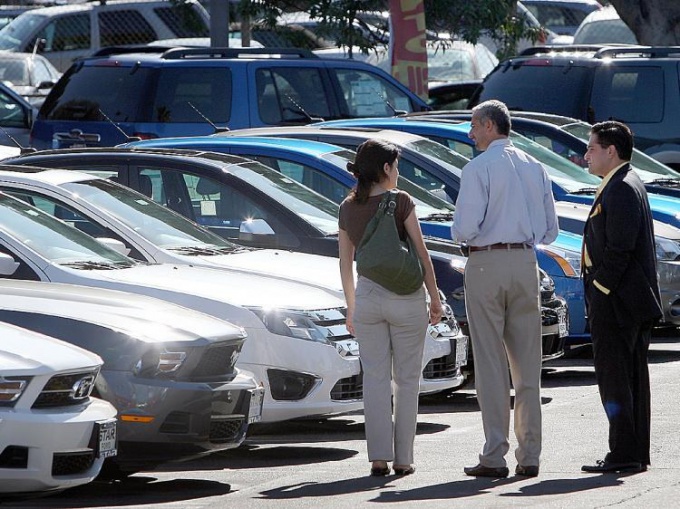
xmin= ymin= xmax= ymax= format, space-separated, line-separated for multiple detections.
xmin=97 ymin=420 xmax=117 ymax=459
xmin=248 ymin=388 xmax=264 ymax=424
xmin=558 ymin=308 xmax=568 ymax=337
xmin=456 ymin=336 xmax=468 ymax=367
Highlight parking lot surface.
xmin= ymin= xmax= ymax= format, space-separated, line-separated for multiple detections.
xmin=4 ymin=336 xmax=680 ymax=509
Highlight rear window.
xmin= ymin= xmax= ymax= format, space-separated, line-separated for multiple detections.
xmin=590 ymin=65 xmax=664 ymax=123
xmin=42 ymin=65 xmax=155 ymax=121
xmin=99 ymin=10 xmax=156 ymax=47
xmin=153 ymin=5 xmax=208 ymax=38
xmin=42 ymin=65 xmax=231 ymax=124
xmin=476 ymin=63 xmax=592 ymax=118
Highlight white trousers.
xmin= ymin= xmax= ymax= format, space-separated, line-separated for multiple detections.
xmin=353 ymin=277 xmax=428 ymax=465
xmin=464 ymin=248 xmax=543 ymax=468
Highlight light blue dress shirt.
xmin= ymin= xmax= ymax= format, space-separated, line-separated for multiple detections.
xmin=452 ymin=138 xmax=559 ymax=247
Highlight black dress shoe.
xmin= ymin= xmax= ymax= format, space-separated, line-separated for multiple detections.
xmin=370 ymin=465 xmax=390 ymax=476
xmin=581 ymin=459 xmax=644 ymax=473
xmin=393 ymin=465 xmax=416 ymax=476
xmin=515 ymin=464 xmax=539 ymax=477
xmin=464 ymin=463 xmax=509 ymax=478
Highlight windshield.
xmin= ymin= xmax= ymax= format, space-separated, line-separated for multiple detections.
xmin=61 ymin=179 xmax=243 ymax=251
xmin=0 ymin=13 xmax=44 ymax=50
xmin=236 ymin=161 xmax=340 ymax=235
xmin=322 ymin=147 xmax=454 ymax=217
xmin=406 ymin=138 xmax=466 ymax=177
xmin=561 ymin=122 xmax=680 ymax=183
xmin=508 ymin=131 xmax=602 ymax=193
xmin=0 ymin=192 xmax=134 ymax=267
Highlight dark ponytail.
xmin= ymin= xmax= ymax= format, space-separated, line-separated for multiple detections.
xmin=347 ymin=139 xmax=399 ymax=204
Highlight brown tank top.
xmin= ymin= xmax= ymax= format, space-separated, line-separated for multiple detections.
xmin=339 ymin=190 xmax=416 ymax=247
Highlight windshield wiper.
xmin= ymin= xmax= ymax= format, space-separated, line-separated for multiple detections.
xmin=570 ymin=187 xmax=598 ymax=195
xmin=61 ymin=260 xmax=126 ymax=270
xmin=168 ymin=246 xmax=225 ymax=256
xmin=420 ymin=212 xmax=454 ymax=221
xmin=649 ymin=178 xmax=680 ymax=188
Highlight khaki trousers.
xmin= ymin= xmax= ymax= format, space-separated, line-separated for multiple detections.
xmin=465 ymin=248 xmax=542 ymax=468
xmin=353 ymin=277 xmax=428 ymax=465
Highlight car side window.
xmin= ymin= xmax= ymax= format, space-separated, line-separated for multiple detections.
xmin=33 ymin=59 xmax=53 ymax=85
xmin=591 ymin=66 xmax=664 ymax=123
xmin=99 ymin=10 xmax=156 ymax=47
xmin=444 ymin=139 xmax=475 ymax=160
xmin=253 ymin=155 xmax=348 ymax=204
xmin=0 ymin=89 xmax=27 ymax=128
xmin=137 ymin=167 xmax=298 ymax=247
xmin=334 ymin=68 xmax=414 ymax=117
xmin=0 ymin=243 xmax=40 ymax=281
xmin=397 ymin=158 xmax=449 ymax=197
xmin=35 ymin=14 xmax=90 ymax=52
xmin=255 ymin=68 xmax=331 ymax=125
xmin=153 ymin=67 xmax=231 ymax=123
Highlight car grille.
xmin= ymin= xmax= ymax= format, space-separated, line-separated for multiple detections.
xmin=423 ymin=339 xmax=460 ymax=380
xmin=308 ymin=308 xmax=356 ymax=355
xmin=159 ymin=411 xmax=191 ymax=434
xmin=32 ymin=368 xmax=99 ymax=409
xmin=209 ymin=417 xmax=244 ymax=443
xmin=191 ymin=341 xmax=243 ymax=380
xmin=52 ymin=450 xmax=95 ymax=476
xmin=330 ymin=373 xmax=363 ymax=400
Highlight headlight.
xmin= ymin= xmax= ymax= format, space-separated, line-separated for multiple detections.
xmin=0 ymin=376 xmax=30 ymax=407
xmin=248 ymin=308 xmax=331 ymax=344
xmin=655 ymin=236 xmax=680 ymax=261
xmin=538 ymin=245 xmax=581 ymax=277
xmin=539 ymin=269 xmax=555 ymax=292
xmin=133 ymin=349 xmax=188 ymax=378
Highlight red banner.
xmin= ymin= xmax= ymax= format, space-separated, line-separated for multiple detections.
xmin=388 ymin=0 xmax=428 ymax=100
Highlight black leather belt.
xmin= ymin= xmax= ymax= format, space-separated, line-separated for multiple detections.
xmin=468 ymin=242 xmax=532 ymax=252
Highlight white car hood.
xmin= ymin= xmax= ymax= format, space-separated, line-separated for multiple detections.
xmin=87 ymin=263 xmax=346 ymax=310
xmin=190 ymin=249 xmax=343 ymax=293
xmin=1 ymin=322 xmax=102 ymax=374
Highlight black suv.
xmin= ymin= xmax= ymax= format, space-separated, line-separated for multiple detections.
xmin=470 ymin=45 xmax=680 ymax=170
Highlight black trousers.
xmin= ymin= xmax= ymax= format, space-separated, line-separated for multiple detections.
xmin=587 ymin=283 xmax=652 ymax=465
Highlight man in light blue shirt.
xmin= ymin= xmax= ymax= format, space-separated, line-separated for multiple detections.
xmin=452 ymin=100 xmax=558 ymax=479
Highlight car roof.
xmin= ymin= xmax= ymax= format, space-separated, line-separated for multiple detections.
xmin=129 ymin=135 xmax=350 ymax=157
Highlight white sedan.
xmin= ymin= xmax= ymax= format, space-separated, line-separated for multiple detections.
xmin=0 ymin=189 xmax=361 ymax=423
xmin=0 ymin=168 xmax=468 ymax=394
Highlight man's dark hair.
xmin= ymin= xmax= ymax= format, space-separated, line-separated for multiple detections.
xmin=591 ymin=121 xmax=634 ymax=161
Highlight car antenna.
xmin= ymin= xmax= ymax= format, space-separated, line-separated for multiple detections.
xmin=0 ymin=125 xmax=37 ymax=155
xmin=281 ymin=93 xmax=325 ymax=124
xmin=369 ymin=87 xmax=407 ymax=116
xmin=98 ymin=109 xmax=141 ymax=142
xmin=187 ymin=102 xmax=230 ymax=133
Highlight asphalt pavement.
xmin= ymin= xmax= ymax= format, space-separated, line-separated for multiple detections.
xmin=4 ymin=335 xmax=680 ymax=509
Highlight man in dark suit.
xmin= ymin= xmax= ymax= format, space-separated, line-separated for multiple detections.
xmin=581 ymin=121 xmax=662 ymax=474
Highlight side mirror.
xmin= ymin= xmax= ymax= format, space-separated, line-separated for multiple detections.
xmin=239 ymin=218 xmax=274 ymax=242
xmin=37 ymin=80 xmax=55 ymax=90
xmin=0 ymin=252 xmax=19 ymax=276
xmin=96 ymin=237 xmax=130 ymax=256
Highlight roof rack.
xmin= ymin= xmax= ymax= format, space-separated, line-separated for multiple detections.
xmin=594 ymin=46 xmax=680 ymax=58
xmin=519 ymin=44 xmax=633 ymax=57
xmin=161 ymin=47 xmax=317 ymax=60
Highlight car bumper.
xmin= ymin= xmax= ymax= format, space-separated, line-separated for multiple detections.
xmin=420 ymin=320 xmax=469 ymax=394
xmin=239 ymin=329 xmax=363 ymax=423
xmin=102 ymin=369 xmax=261 ymax=470
xmin=0 ymin=398 xmax=116 ymax=494
xmin=657 ymin=260 xmax=680 ymax=325
xmin=540 ymin=296 xmax=569 ymax=361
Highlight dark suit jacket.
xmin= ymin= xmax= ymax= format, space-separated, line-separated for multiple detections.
xmin=583 ymin=164 xmax=662 ymax=329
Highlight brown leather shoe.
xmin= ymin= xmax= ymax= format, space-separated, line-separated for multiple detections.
xmin=515 ymin=464 xmax=539 ymax=477
xmin=464 ymin=463 xmax=509 ymax=478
